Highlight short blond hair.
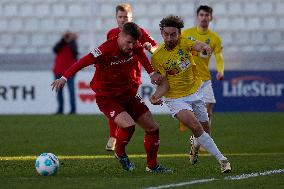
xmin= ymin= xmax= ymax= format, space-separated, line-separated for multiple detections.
xmin=116 ymin=3 xmax=132 ymax=15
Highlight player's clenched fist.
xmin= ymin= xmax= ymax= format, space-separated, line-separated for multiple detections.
xmin=150 ymin=72 xmax=163 ymax=85
xmin=149 ymin=94 xmax=163 ymax=106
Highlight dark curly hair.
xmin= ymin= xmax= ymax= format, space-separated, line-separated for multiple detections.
xmin=159 ymin=15 xmax=184 ymax=31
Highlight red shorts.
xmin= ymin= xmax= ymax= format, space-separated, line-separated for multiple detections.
xmin=96 ymin=94 xmax=149 ymax=121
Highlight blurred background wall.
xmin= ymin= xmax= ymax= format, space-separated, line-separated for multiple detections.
xmin=0 ymin=0 xmax=284 ymax=114
xmin=1 ymin=0 xmax=284 ymax=70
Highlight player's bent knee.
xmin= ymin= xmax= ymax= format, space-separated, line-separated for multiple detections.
xmin=146 ymin=128 xmax=159 ymax=135
xmin=199 ymin=121 xmax=210 ymax=133
xmin=140 ymin=111 xmax=154 ymax=120
xmin=200 ymin=121 xmax=209 ymax=126
xmin=141 ymin=119 xmax=159 ymax=133
xmin=137 ymin=111 xmax=159 ymax=130
xmin=145 ymin=125 xmax=159 ymax=133
xmin=190 ymin=123 xmax=204 ymax=137
xmin=114 ymin=111 xmax=135 ymax=128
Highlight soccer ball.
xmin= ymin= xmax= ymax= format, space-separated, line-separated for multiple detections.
xmin=35 ymin=153 xmax=59 ymax=176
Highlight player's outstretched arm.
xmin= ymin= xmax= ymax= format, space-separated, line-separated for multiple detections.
xmin=51 ymin=77 xmax=67 ymax=92
xmin=51 ymin=52 xmax=97 ymax=92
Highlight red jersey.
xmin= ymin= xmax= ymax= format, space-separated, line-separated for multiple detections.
xmin=107 ymin=27 xmax=157 ymax=86
xmin=63 ymin=37 xmax=154 ymax=97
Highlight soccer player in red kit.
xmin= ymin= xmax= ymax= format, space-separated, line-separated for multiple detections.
xmin=105 ymin=3 xmax=158 ymax=151
xmin=51 ymin=22 xmax=172 ymax=173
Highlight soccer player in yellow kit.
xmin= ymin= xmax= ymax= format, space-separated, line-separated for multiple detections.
xmin=181 ymin=5 xmax=224 ymax=133
xmin=180 ymin=5 xmax=225 ymax=157
xmin=150 ymin=15 xmax=231 ymax=173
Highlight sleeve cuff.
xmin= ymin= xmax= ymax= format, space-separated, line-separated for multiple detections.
xmin=149 ymin=72 xmax=155 ymax=77
xmin=60 ymin=76 xmax=67 ymax=81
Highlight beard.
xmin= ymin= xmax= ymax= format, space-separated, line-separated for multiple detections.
xmin=200 ymin=21 xmax=209 ymax=28
xmin=166 ymin=41 xmax=177 ymax=50
xmin=121 ymin=47 xmax=133 ymax=55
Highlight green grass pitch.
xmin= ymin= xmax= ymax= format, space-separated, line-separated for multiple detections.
xmin=0 ymin=113 xmax=283 ymax=189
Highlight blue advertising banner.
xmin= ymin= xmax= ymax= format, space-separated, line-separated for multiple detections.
xmin=211 ymin=71 xmax=284 ymax=112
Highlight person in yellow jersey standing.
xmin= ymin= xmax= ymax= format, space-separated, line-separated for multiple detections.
xmin=150 ymin=15 xmax=231 ymax=173
xmin=181 ymin=5 xmax=225 ymax=160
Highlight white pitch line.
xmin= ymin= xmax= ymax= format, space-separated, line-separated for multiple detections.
xmin=0 ymin=152 xmax=284 ymax=161
xmin=144 ymin=169 xmax=284 ymax=189
xmin=225 ymin=169 xmax=284 ymax=180
xmin=144 ymin=178 xmax=216 ymax=189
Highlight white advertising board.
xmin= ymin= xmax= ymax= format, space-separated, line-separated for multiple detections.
xmin=0 ymin=71 xmax=170 ymax=114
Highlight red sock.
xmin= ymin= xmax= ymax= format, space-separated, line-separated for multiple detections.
xmin=108 ymin=119 xmax=118 ymax=138
xmin=144 ymin=129 xmax=160 ymax=169
xmin=116 ymin=126 xmax=135 ymax=157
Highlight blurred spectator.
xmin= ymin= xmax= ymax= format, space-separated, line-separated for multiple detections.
xmin=53 ymin=31 xmax=78 ymax=114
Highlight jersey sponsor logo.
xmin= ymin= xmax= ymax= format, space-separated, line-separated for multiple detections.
xmin=179 ymin=59 xmax=191 ymax=70
xmin=178 ymin=49 xmax=184 ymax=56
xmin=110 ymin=56 xmax=133 ymax=65
xmin=205 ymin=38 xmax=211 ymax=44
xmin=166 ymin=68 xmax=180 ymax=75
xmin=188 ymin=36 xmax=196 ymax=41
xmin=90 ymin=48 xmax=102 ymax=58
xmin=166 ymin=57 xmax=191 ymax=75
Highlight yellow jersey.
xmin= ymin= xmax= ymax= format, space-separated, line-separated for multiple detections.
xmin=151 ymin=37 xmax=202 ymax=98
xmin=181 ymin=26 xmax=224 ymax=81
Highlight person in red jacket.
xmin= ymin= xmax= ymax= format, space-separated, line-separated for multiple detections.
xmin=51 ymin=22 xmax=172 ymax=173
xmin=53 ymin=31 xmax=78 ymax=114
xmin=105 ymin=3 xmax=158 ymax=151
